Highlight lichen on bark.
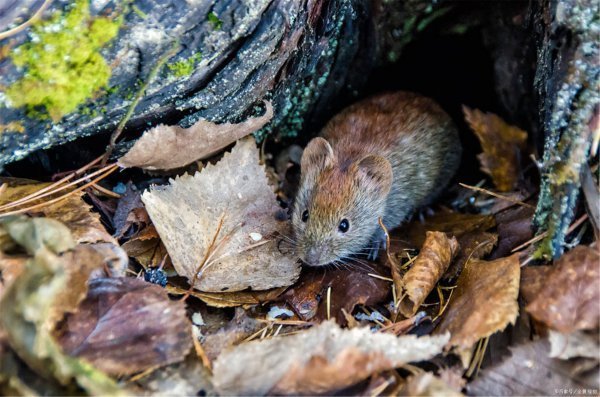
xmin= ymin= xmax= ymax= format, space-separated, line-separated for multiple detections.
xmin=5 ymin=0 xmax=122 ymax=121
xmin=532 ymin=0 xmax=599 ymax=259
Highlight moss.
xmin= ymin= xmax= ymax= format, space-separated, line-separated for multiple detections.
xmin=208 ymin=12 xmax=223 ymax=30
xmin=5 ymin=0 xmax=122 ymax=121
xmin=167 ymin=52 xmax=202 ymax=79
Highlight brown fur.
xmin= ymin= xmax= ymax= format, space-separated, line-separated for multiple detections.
xmin=292 ymin=92 xmax=462 ymax=266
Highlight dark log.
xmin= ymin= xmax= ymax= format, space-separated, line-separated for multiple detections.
xmin=0 ymin=0 xmax=441 ymax=167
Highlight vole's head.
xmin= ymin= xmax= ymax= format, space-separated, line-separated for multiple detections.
xmin=292 ymin=137 xmax=393 ymax=267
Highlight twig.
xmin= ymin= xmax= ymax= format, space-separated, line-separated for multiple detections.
xmin=0 ymin=164 xmax=119 ymax=217
xmin=0 ymin=155 xmax=104 ymax=211
xmin=102 ymin=41 xmax=180 ymax=165
xmin=367 ymin=273 xmax=394 ymax=282
xmin=326 ymin=286 xmax=332 ymax=321
xmin=0 ymin=0 xmax=53 ymax=40
xmin=459 ymin=183 xmax=534 ymax=209
xmin=89 ymin=182 xmax=121 ymax=198
xmin=511 ymin=213 xmax=589 ymax=253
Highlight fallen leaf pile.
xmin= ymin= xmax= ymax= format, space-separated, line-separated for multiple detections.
xmin=0 ymin=107 xmax=598 ymax=396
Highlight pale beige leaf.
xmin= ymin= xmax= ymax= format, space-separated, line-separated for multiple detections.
xmin=118 ymin=101 xmax=273 ymax=170
xmin=399 ymin=373 xmax=463 ymax=397
xmin=142 ymin=137 xmax=300 ymax=292
xmin=212 ymin=320 xmax=449 ymax=395
xmin=435 ymin=254 xmax=520 ymax=349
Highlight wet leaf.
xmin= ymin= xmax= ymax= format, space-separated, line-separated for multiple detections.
xmin=0 ymin=216 xmax=120 ymax=394
xmin=119 ymin=101 xmax=273 ymax=170
xmin=55 ymin=277 xmax=192 ymax=376
xmin=281 ymin=263 xmax=391 ymax=323
xmin=212 ymin=321 xmax=449 ymax=395
xmin=142 ymin=137 xmax=300 ymax=292
xmin=435 ymin=254 xmax=520 ymax=349
xmin=526 ymin=245 xmax=599 ymax=333
xmin=462 ymin=106 xmax=527 ymax=191
xmin=0 ymin=179 xmax=116 ymax=245
xmin=399 ymin=231 xmax=459 ymax=317
xmin=467 ymin=339 xmax=599 ymax=395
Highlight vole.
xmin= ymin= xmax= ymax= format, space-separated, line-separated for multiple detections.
xmin=291 ymin=92 xmax=462 ymax=267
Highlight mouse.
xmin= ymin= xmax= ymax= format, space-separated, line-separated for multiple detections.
xmin=291 ymin=91 xmax=462 ymax=267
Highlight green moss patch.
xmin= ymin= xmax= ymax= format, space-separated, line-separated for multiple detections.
xmin=167 ymin=52 xmax=202 ymax=79
xmin=6 ymin=0 xmax=122 ymax=121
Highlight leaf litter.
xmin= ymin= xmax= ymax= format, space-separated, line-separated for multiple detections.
xmin=1 ymin=101 xmax=598 ymax=395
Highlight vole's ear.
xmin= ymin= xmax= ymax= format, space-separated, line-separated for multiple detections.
xmin=353 ymin=155 xmax=393 ymax=196
xmin=301 ymin=137 xmax=335 ymax=173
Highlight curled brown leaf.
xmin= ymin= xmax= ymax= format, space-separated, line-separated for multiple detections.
xmin=399 ymin=231 xmax=459 ymax=317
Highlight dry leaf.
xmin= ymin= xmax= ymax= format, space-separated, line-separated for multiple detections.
xmin=0 ymin=178 xmax=116 ymax=245
xmin=201 ymin=308 xmax=263 ymax=361
xmin=462 ymin=106 xmax=527 ymax=191
xmin=167 ymin=284 xmax=286 ymax=308
xmin=118 ymin=101 xmax=273 ymax=170
xmin=401 ymin=210 xmax=496 ymax=248
xmin=142 ymin=137 xmax=300 ymax=292
xmin=446 ymin=231 xmax=497 ymax=280
xmin=467 ymin=339 xmax=599 ymax=395
xmin=491 ymin=205 xmax=534 ymax=259
xmin=399 ymin=372 xmax=463 ymax=396
xmin=526 ymin=245 xmax=599 ymax=333
xmin=121 ymin=225 xmax=169 ymax=268
xmin=435 ymin=254 xmax=520 ymax=349
xmin=212 ymin=321 xmax=449 ymax=395
xmin=55 ymin=277 xmax=192 ymax=376
xmin=281 ymin=263 xmax=391 ymax=323
xmin=126 ymin=354 xmax=214 ymax=396
xmin=548 ymin=330 xmax=600 ymax=360
xmin=0 ymin=216 xmax=119 ymax=394
xmin=519 ymin=265 xmax=553 ymax=305
xmin=399 ymin=231 xmax=459 ymax=317
xmin=113 ymin=182 xmax=148 ymax=238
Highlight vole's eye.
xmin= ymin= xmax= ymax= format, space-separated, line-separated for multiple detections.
xmin=301 ymin=210 xmax=309 ymax=222
xmin=338 ymin=219 xmax=350 ymax=233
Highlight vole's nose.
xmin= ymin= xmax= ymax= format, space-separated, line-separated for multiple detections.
xmin=304 ymin=247 xmax=322 ymax=266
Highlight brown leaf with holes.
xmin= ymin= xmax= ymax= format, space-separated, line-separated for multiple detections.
xmin=118 ymin=101 xmax=273 ymax=170
xmin=435 ymin=254 xmax=520 ymax=349
xmin=463 ymin=106 xmax=527 ymax=191
xmin=212 ymin=321 xmax=449 ymax=395
xmin=526 ymin=245 xmax=599 ymax=333
xmin=281 ymin=263 xmax=391 ymax=324
xmin=0 ymin=179 xmax=116 ymax=245
xmin=399 ymin=231 xmax=459 ymax=317
xmin=54 ymin=277 xmax=192 ymax=376
xmin=142 ymin=138 xmax=300 ymax=292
